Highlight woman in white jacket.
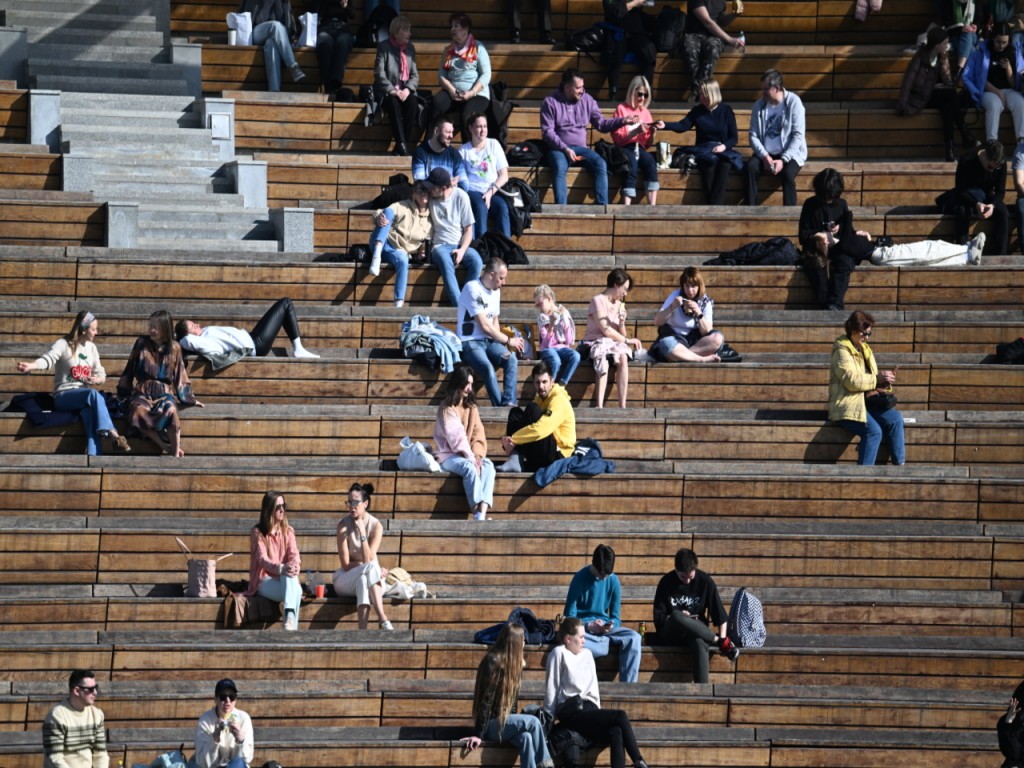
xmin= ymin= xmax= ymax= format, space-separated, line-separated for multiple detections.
xmin=544 ymin=617 xmax=648 ymax=768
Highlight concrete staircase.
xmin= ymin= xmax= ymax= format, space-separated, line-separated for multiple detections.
xmin=3 ymin=0 xmax=191 ymax=96
xmin=3 ymin=0 xmax=284 ymax=251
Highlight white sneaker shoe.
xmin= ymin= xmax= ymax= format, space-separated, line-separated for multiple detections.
xmin=394 ymin=299 xmax=404 ymax=308
xmin=473 ymin=510 xmax=487 ymax=521
xmin=380 ymin=620 xmax=394 ymax=631
xmin=968 ymin=232 xmax=985 ymax=265
xmin=369 ymin=252 xmax=382 ymax=276
xmin=291 ymin=346 xmax=320 ymax=359
xmin=284 ymin=615 xmax=297 ymax=631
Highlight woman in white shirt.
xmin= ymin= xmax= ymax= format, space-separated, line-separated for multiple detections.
xmin=174 ymin=298 xmax=318 ymax=370
xmin=16 ymin=310 xmax=130 ymax=455
xmin=544 ymin=617 xmax=648 ymax=768
xmin=333 ymin=482 xmax=393 ymax=630
xmin=460 ymin=112 xmax=511 ymax=238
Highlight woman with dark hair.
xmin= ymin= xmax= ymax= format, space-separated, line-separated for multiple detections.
xmin=828 ymin=310 xmax=905 ymax=466
xmin=461 ymin=623 xmax=554 ymax=768
xmin=650 ymin=267 xmax=728 ymax=363
xmin=117 ymin=310 xmax=202 ymax=457
xmin=797 ymin=167 xmax=875 ymax=311
xmin=373 ymin=15 xmax=419 ymax=156
xmin=432 ymin=13 xmax=491 ymax=142
xmin=657 ymin=79 xmax=743 ymax=205
xmin=16 ymin=310 xmax=130 ymax=455
xmin=460 ymin=111 xmax=511 ymax=237
xmin=244 ymin=490 xmax=302 ymax=630
xmin=333 ymin=482 xmax=393 ymax=630
xmin=544 ymin=617 xmax=649 ymax=768
xmin=434 ymin=364 xmax=495 ymax=521
xmin=896 ymin=26 xmax=977 ymax=161
xmin=581 ymin=269 xmax=643 ymax=409
xmin=311 ymin=0 xmax=355 ymax=101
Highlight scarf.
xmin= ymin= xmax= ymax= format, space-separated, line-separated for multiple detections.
xmin=443 ymin=34 xmax=478 ymax=71
xmin=389 ymin=35 xmax=409 ymax=83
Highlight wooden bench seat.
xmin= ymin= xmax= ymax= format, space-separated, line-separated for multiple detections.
xmin=2 ymin=400 xmax=1022 ymax=467
xmin=0 ymin=200 xmax=104 ymax=248
xmin=0 ymin=152 xmax=61 ymax=193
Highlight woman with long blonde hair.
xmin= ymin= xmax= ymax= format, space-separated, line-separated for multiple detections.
xmin=462 ymin=623 xmax=553 ymax=768
xmin=243 ymin=490 xmax=302 ymax=630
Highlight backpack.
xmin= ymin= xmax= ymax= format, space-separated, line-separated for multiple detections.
xmin=501 ymin=177 xmax=542 ymax=237
xmin=487 ymin=80 xmax=516 ymax=150
xmin=654 ymin=5 xmax=686 ymax=54
xmin=356 ymin=4 xmax=397 ymax=47
xmin=369 ymin=173 xmax=413 ymax=210
xmin=507 ymin=138 xmax=546 ymax=168
xmin=566 ymin=23 xmax=607 ymax=53
xmin=472 ymin=231 xmax=529 ymax=265
xmin=995 ymin=337 xmax=1024 ymax=364
xmin=593 ymin=139 xmax=630 ymax=178
xmin=727 ymin=587 xmax=766 ymax=648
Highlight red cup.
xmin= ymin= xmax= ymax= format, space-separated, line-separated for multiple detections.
xmin=314 ymin=584 xmax=325 ymax=599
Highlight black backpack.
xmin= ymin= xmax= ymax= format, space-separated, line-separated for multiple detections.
xmin=566 ymin=23 xmax=607 ymax=53
xmin=593 ymin=139 xmax=630 ymax=178
xmin=368 ymin=173 xmax=413 ymax=210
xmin=487 ymin=80 xmax=516 ymax=150
xmin=995 ymin=337 xmax=1024 ymax=364
xmin=501 ymin=178 xmax=542 ymax=237
xmin=356 ymin=4 xmax=397 ymax=48
xmin=472 ymin=231 xmax=529 ymax=266
xmin=507 ymin=138 xmax=546 ymax=168
xmin=654 ymin=5 xmax=686 ymax=54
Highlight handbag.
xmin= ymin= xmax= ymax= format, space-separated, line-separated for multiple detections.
xmin=865 ymin=390 xmax=897 ymax=414
xmin=297 ymin=12 xmax=318 ymax=47
xmin=397 ymin=436 xmax=442 ymax=472
xmin=176 ymin=537 xmax=233 ymax=598
xmin=226 ymin=12 xmax=253 ymax=45
xmin=556 ymin=694 xmax=598 ymax=721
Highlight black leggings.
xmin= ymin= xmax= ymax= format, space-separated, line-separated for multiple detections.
xmin=250 ymin=297 xmax=302 ymax=357
xmin=561 ymin=707 xmax=643 ymax=768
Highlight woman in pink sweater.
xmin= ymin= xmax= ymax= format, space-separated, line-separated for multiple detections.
xmin=611 ymin=76 xmax=659 ymax=205
xmin=434 ymin=364 xmax=495 ymax=521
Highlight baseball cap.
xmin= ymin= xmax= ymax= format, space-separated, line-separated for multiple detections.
xmin=214 ymin=679 xmax=238 ymax=697
xmin=424 ymin=167 xmax=451 ymax=189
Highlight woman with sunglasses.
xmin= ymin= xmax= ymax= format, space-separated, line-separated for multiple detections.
xmin=828 ymin=310 xmax=905 ymax=466
xmin=194 ymin=678 xmax=253 ymax=768
xmin=611 ymin=76 xmax=659 ymax=206
xmin=332 ymin=482 xmax=393 ymax=630
xmin=243 ymin=490 xmax=302 ymax=631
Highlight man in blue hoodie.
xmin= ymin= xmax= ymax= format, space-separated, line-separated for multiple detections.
xmin=562 ymin=544 xmax=641 ymax=683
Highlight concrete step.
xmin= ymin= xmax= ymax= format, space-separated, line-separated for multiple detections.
xmin=59 ymin=92 xmax=195 ymax=112
xmin=87 ymin=160 xmax=223 ymax=178
xmin=61 ymin=123 xmax=213 ymax=145
xmin=60 ymin=108 xmax=202 ymax=131
xmin=1 ymin=0 xmax=163 ymax=14
xmin=89 ymin=192 xmax=250 ymax=206
xmin=28 ymin=60 xmax=187 ymax=85
xmin=135 ymin=237 xmax=280 ymax=252
xmin=137 ymin=204 xmax=272 ymax=222
xmin=136 ymin=220 xmax=277 ymax=240
xmin=26 ymin=27 xmax=165 ymax=46
xmin=64 ymin=145 xmax=223 ymax=162
xmin=90 ymin=179 xmax=219 ymax=197
xmin=34 ymin=73 xmax=190 ymax=96
xmin=27 ymin=42 xmax=169 ymax=64
xmin=3 ymin=9 xmax=158 ymax=33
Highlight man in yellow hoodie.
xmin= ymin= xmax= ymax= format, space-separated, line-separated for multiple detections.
xmin=499 ymin=360 xmax=576 ymax=472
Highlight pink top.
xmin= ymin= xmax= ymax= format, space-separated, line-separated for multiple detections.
xmin=538 ymin=306 xmax=576 ymax=350
xmin=611 ymin=103 xmax=654 ymax=148
xmin=244 ymin=525 xmax=300 ymax=596
xmin=584 ymin=293 xmax=627 ymax=343
xmin=434 ymin=402 xmax=487 ymax=463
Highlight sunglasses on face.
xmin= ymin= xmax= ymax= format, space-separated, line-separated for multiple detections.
xmin=274 ymin=503 xmax=287 ymax=510
xmin=636 ymin=91 xmax=649 ymax=97
xmin=77 ymin=685 xmax=99 ymax=694
xmin=861 ymin=330 xmax=872 ymax=338
xmin=218 ymin=693 xmax=237 ymax=702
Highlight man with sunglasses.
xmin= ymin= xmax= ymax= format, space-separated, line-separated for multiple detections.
xmin=43 ymin=669 xmax=109 ymax=768
xmin=193 ymin=679 xmax=253 ymax=768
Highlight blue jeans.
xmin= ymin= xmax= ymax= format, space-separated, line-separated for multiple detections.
xmin=838 ymin=409 xmax=906 ymax=466
xmin=547 ymin=146 xmax=609 ymax=205
xmin=621 ymin=146 xmax=659 ymax=199
xmin=539 ymin=347 xmax=580 ymax=386
xmin=467 ymin=189 xmax=512 ymax=238
xmin=584 ymin=626 xmax=642 ymax=683
xmin=252 ymin=20 xmax=297 ymax=92
xmin=257 ymin=572 xmax=303 ymax=621
xmin=369 ymin=208 xmax=411 ymax=302
xmin=189 ymin=757 xmax=247 ymax=768
xmin=461 ymin=338 xmax=518 ymax=406
xmin=54 ymin=387 xmax=115 ymax=456
xmin=431 ymin=243 xmax=482 ymax=306
xmin=481 ymin=714 xmax=552 ymax=768
xmin=440 ymin=455 xmax=495 ymax=509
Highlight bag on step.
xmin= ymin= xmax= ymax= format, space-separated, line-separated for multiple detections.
xmin=176 ymin=538 xmax=233 ymax=598
xmin=226 ymin=12 xmax=253 ymax=45
xmin=396 ymin=436 xmax=442 ymax=472
xmin=727 ymin=587 xmax=766 ymax=648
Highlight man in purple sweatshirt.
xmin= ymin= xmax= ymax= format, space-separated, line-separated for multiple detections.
xmin=540 ymin=68 xmax=639 ymax=205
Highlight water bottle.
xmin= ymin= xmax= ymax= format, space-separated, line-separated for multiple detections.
xmin=639 ymin=621 xmax=647 ymax=644
xmin=306 ymin=569 xmax=319 ymax=595
xmin=737 ymin=31 xmax=746 ymax=52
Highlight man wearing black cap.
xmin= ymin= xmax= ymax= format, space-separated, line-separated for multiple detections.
xmin=425 ymin=166 xmax=483 ymax=307
xmin=193 ymin=679 xmax=253 ymax=768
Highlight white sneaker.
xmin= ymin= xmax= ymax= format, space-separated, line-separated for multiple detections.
xmin=291 ymin=346 xmax=320 ymax=359
xmin=473 ymin=510 xmax=487 ymax=521
xmin=380 ymin=620 xmax=394 ymax=631
xmin=284 ymin=615 xmax=297 ymax=631
xmin=968 ymin=232 xmax=985 ymax=265
xmin=394 ymin=299 xmax=404 ymax=308
xmin=369 ymin=252 xmax=382 ymax=276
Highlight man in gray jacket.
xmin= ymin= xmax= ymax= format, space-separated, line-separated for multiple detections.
xmin=745 ymin=68 xmax=806 ymax=206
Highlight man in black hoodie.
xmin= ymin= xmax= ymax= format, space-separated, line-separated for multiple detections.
xmin=652 ymin=547 xmax=739 ymax=683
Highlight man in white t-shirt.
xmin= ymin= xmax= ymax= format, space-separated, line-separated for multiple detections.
xmin=426 ymin=167 xmax=483 ymax=306
xmin=746 ymin=68 xmax=806 ymax=206
xmin=457 ymin=257 xmax=525 ymax=406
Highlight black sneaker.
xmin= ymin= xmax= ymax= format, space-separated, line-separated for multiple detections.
xmin=719 ymin=636 xmax=740 ymax=661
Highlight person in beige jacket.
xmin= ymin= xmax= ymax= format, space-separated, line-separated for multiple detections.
xmin=828 ymin=310 xmax=905 ymax=466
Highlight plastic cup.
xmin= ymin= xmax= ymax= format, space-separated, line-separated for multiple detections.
xmin=314 ymin=584 xmax=325 ymax=599
xmin=227 ymin=29 xmax=237 ymax=45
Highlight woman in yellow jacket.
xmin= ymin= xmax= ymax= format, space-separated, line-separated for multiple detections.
xmin=828 ymin=310 xmax=905 ymax=465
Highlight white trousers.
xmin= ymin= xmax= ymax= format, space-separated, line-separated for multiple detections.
xmin=332 ymin=560 xmax=382 ymax=607
xmin=871 ymin=239 xmax=969 ymax=267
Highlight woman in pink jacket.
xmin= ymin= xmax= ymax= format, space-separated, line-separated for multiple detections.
xmin=612 ymin=75 xmax=659 ymax=205
xmin=434 ymin=364 xmax=495 ymax=521
xmin=245 ymin=490 xmax=302 ymax=630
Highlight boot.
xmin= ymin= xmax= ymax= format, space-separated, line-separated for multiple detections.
xmin=945 ymin=139 xmax=956 ymax=162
